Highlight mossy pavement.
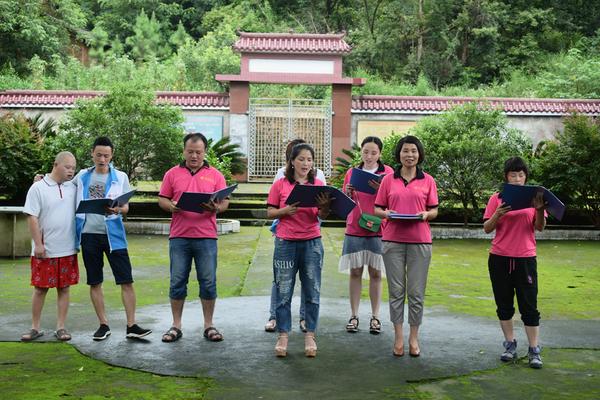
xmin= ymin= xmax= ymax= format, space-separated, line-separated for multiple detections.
xmin=1 ymin=227 xmax=600 ymax=399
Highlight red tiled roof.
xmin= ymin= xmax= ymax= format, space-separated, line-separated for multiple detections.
xmin=233 ymin=32 xmax=352 ymax=55
xmin=351 ymin=95 xmax=600 ymax=115
xmin=0 ymin=90 xmax=230 ymax=109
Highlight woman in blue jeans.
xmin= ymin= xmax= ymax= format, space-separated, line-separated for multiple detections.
xmin=266 ymin=143 xmax=331 ymax=357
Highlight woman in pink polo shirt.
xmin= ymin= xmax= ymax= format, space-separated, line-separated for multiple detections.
xmin=267 ymin=143 xmax=331 ymax=358
xmin=374 ymin=135 xmax=438 ymax=357
xmin=483 ymin=157 xmax=546 ymax=369
xmin=339 ymin=136 xmax=394 ymax=334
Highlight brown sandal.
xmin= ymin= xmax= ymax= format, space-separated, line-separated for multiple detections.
xmin=54 ymin=328 xmax=71 ymax=341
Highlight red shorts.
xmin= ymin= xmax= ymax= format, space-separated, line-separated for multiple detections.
xmin=30 ymin=254 xmax=79 ymax=288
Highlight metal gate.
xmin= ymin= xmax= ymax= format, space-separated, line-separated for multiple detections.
xmin=248 ymin=98 xmax=332 ymax=181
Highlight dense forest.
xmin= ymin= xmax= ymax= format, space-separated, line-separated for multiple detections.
xmin=1 ymin=0 xmax=600 ymax=98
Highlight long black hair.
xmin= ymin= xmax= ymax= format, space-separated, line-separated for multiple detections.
xmin=285 ymin=143 xmax=316 ymax=183
xmin=358 ymin=136 xmax=384 ymax=169
xmin=393 ymin=135 xmax=425 ymax=179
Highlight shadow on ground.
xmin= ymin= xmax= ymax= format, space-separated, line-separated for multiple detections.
xmin=1 ymin=296 xmax=599 ymax=399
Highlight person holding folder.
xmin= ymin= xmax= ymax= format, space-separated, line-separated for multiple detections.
xmin=339 ymin=136 xmax=394 ymax=334
xmin=265 ymin=138 xmax=326 ymax=334
xmin=158 ymin=132 xmax=229 ymax=343
xmin=267 ymin=143 xmax=331 ymax=357
xmin=75 ymin=136 xmax=151 ymax=341
xmin=374 ymin=135 xmax=438 ymax=357
xmin=483 ymin=157 xmax=546 ymax=369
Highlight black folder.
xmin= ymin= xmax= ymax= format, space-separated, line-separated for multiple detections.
xmin=285 ymin=184 xmax=356 ymax=219
xmin=76 ymin=189 xmax=137 ymax=214
xmin=177 ymin=184 xmax=238 ymax=214
xmin=500 ymin=183 xmax=565 ymax=221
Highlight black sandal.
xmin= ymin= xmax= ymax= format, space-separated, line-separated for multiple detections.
xmin=346 ymin=316 xmax=359 ymax=333
xmin=203 ymin=327 xmax=224 ymax=342
xmin=369 ymin=317 xmax=381 ymax=335
xmin=161 ymin=327 xmax=182 ymax=342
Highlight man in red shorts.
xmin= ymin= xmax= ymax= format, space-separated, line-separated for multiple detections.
xmin=21 ymin=151 xmax=79 ymax=341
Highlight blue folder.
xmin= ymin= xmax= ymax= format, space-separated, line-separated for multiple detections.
xmin=285 ymin=184 xmax=356 ymax=219
xmin=388 ymin=213 xmax=423 ymax=220
xmin=76 ymin=189 xmax=137 ymax=215
xmin=499 ymin=183 xmax=566 ymax=221
xmin=177 ymin=184 xmax=238 ymax=214
xmin=349 ymin=168 xmax=384 ymax=194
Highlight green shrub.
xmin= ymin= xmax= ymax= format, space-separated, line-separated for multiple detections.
xmin=533 ymin=114 xmax=600 ymax=227
xmin=0 ymin=113 xmax=44 ymax=202
xmin=413 ymin=103 xmax=531 ymax=225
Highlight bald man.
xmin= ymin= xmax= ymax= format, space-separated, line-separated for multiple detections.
xmin=21 ymin=152 xmax=79 ymax=342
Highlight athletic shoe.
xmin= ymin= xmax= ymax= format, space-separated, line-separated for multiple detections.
xmin=126 ymin=324 xmax=152 ymax=339
xmin=528 ymin=345 xmax=543 ymax=369
xmin=500 ymin=339 xmax=517 ymax=361
xmin=93 ymin=324 xmax=111 ymax=341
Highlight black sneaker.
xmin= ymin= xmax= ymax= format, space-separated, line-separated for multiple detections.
xmin=93 ymin=324 xmax=111 ymax=341
xmin=126 ymin=324 xmax=152 ymax=339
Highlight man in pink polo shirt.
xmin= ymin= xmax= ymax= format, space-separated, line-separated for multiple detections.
xmin=158 ymin=132 xmax=229 ymax=343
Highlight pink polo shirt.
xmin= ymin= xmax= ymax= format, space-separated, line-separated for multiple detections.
xmin=267 ymin=177 xmax=324 ymax=241
xmin=159 ymin=163 xmax=227 ymax=239
xmin=375 ymin=169 xmax=438 ymax=244
xmin=343 ymin=164 xmax=394 ymax=237
xmin=483 ymin=192 xmax=545 ymax=257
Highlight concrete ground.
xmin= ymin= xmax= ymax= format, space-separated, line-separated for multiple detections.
xmin=2 ymin=229 xmax=600 ymax=399
xmin=1 ymin=298 xmax=600 ymax=399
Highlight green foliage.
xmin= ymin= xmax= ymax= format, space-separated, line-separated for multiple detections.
xmin=207 ymin=137 xmax=246 ymax=175
xmin=330 ymin=144 xmax=361 ymax=188
xmin=125 ymin=10 xmax=170 ymax=62
xmin=3 ymin=0 xmax=600 ymax=96
xmin=0 ymin=0 xmax=87 ymax=73
xmin=54 ymin=83 xmax=184 ymax=181
xmin=176 ymin=23 xmax=240 ymax=91
xmin=533 ymin=114 xmax=600 ymax=227
xmin=380 ymin=132 xmax=405 ymax=168
xmin=0 ymin=113 xmax=44 ymax=201
xmin=413 ymin=103 xmax=531 ymax=225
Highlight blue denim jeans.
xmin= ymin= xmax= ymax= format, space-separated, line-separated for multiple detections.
xmin=273 ymin=237 xmax=323 ymax=333
xmin=169 ymin=238 xmax=217 ymax=300
xmin=269 ymin=281 xmax=305 ymax=321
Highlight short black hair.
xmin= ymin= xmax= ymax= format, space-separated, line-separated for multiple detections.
xmin=361 ymin=136 xmax=383 ymax=152
xmin=394 ymin=135 xmax=425 ymax=165
xmin=503 ymin=157 xmax=529 ymax=182
xmin=92 ymin=136 xmax=114 ymax=150
xmin=184 ymin=132 xmax=208 ymax=149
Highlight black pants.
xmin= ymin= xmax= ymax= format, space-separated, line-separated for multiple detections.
xmin=488 ymin=253 xmax=540 ymax=326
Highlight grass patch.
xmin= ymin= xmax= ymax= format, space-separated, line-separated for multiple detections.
xmin=0 ymin=228 xmax=263 ymax=316
xmin=323 ymin=230 xmax=600 ymax=319
xmin=406 ymin=348 xmax=600 ymax=400
xmin=0 ymin=342 xmax=213 ymax=399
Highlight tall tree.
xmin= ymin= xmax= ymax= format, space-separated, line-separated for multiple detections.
xmin=125 ymin=10 xmax=170 ymax=61
xmin=0 ymin=0 xmax=87 ymax=72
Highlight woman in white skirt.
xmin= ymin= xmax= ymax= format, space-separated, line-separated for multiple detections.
xmin=339 ymin=136 xmax=394 ymax=334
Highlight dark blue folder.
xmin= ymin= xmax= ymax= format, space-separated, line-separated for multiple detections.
xmin=500 ymin=183 xmax=566 ymax=221
xmin=76 ymin=189 xmax=137 ymax=214
xmin=349 ymin=168 xmax=384 ymax=194
xmin=177 ymin=184 xmax=238 ymax=214
xmin=285 ymin=184 xmax=356 ymax=219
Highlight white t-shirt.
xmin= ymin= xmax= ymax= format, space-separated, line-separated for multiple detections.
xmin=274 ymin=167 xmax=326 ymax=183
xmin=23 ymin=175 xmax=77 ymax=257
